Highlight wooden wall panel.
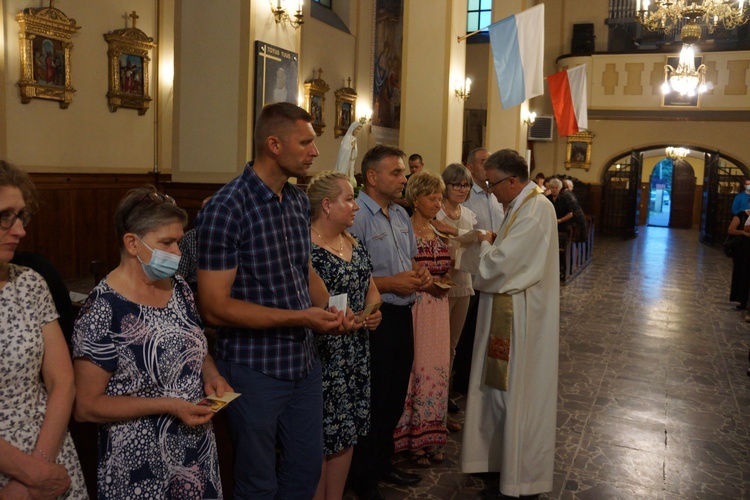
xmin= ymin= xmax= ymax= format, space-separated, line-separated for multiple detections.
xmin=18 ymin=173 xmax=160 ymax=280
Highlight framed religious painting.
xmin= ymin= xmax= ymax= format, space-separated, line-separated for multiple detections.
xmin=565 ymin=130 xmax=594 ymax=171
xmin=103 ymin=11 xmax=156 ymax=115
xmin=16 ymin=1 xmax=81 ymax=108
xmin=304 ymin=68 xmax=330 ymax=136
xmin=334 ymin=79 xmax=357 ymax=138
xmin=254 ymin=41 xmax=299 ymax=125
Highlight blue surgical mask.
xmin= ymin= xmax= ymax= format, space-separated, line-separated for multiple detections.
xmin=136 ymin=236 xmax=181 ymax=281
xmin=745 ymin=185 xmax=750 ymax=193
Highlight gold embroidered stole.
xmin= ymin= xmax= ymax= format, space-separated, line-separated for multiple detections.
xmin=484 ymin=186 xmax=543 ymax=391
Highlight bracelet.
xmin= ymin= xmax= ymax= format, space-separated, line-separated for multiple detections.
xmin=33 ymin=448 xmax=54 ymax=463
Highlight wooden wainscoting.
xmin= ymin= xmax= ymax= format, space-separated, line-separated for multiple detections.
xmin=19 ymin=173 xmax=161 ymax=281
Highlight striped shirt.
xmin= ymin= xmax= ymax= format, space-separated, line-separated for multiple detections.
xmin=196 ymin=163 xmax=316 ymax=380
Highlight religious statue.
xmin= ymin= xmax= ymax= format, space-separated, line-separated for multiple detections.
xmin=335 ymin=120 xmax=363 ymax=186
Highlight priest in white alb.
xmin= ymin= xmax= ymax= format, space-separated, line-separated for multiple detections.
xmin=456 ymin=149 xmax=559 ymax=497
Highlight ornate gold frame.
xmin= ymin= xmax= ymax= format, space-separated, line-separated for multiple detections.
xmin=334 ymin=79 xmax=357 ymax=138
xmin=103 ymin=11 xmax=156 ymax=115
xmin=304 ymin=68 xmax=330 ymax=136
xmin=565 ymin=130 xmax=594 ymax=171
xmin=16 ymin=1 xmax=81 ymax=108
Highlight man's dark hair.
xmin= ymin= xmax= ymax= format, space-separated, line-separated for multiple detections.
xmin=484 ymin=149 xmax=529 ymax=182
xmin=254 ymin=102 xmax=313 ymax=155
xmin=408 ymin=153 xmax=423 ymax=164
xmin=361 ymin=145 xmax=406 ymax=183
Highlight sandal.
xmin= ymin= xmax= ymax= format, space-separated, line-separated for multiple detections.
xmin=409 ymin=451 xmax=431 ymax=468
xmin=428 ymin=447 xmax=445 ymax=464
xmin=446 ymin=416 xmax=462 ymax=432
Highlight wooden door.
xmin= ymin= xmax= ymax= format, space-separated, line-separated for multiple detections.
xmin=669 ymin=159 xmax=696 ymax=229
xmin=600 ymin=151 xmax=641 ymax=238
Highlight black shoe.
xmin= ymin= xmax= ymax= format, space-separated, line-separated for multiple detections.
xmin=448 ymin=397 xmax=460 ymax=414
xmin=737 ymin=303 xmax=747 ymax=310
xmin=381 ymin=469 xmax=422 ymax=486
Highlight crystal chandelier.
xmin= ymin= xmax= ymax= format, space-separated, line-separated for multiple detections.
xmin=637 ymin=1 xmax=749 ymax=36
xmin=661 ymin=44 xmax=707 ymax=96
xmin=665 ymin=146 xmax=690 ymax=159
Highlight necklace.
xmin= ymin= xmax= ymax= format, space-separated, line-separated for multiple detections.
xmin=312 ymin=226 xmax=344 ymax=257
xmin=442 ymin=202 xmax=460 ymax=220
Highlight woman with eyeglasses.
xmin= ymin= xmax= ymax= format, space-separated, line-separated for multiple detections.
xmin=431 ymin=163 xmax=478 ymax=433
xmin=0 ymin=161 xmax=87 ymax=498
xmin=72 ymin=186 xmax=229 ymax=499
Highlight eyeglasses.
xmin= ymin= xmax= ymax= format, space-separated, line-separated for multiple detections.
xmin=124 ymin=192 xmax=177 ymax=229
xmin=449 ymin=183 xmax=471 ymax=190
xmin=140 ymin=192 xmax=176 ymax=206
xmin=485 ymin=175 xmax=515 ymax=189
xmin=0 ymin=209 xmax=32 ymax=230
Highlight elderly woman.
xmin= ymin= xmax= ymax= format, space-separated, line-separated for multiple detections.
xmin=547 ymin=178 xmax=575 ymax=233
xmin=0 ymin=161 xmax=87 ymax=498
xmin=72 ymin=186 xmax=229 ymax=499
xmin=393 ymin=171 xmax=451 ymax=466
xmin=433 ymin=163 xmax=477 ymax=432
xmin=307 ymin=171 xmax=382 ymax=500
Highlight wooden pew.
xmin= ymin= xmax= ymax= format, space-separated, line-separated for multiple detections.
xmin=560 ymin=215 xmax=595 ymax=284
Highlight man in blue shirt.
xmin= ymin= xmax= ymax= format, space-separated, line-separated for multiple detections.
xmin=732 ymin=179 xmax=750 ymax=215
xmin=196 ymin=102 xmax=347 ymax=499
xmin=348 ymin=145 xmax=431 ymax=499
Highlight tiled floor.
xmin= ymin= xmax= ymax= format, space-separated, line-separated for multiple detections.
xmin=346 ymin=226 xmax=750 ymax=499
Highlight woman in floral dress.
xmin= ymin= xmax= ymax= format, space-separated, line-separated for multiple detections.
xmin=72 ymin=186 xmax=229 ymax=499
xmin=307 ymin=171 xmax=382 ymax=500
xmin=393 ymin=171 xmax=451 ymax=466
xmin=0 ymin=161 xmax=87 ymax=498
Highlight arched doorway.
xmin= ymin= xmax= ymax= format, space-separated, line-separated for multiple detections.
xmin=599 ymin=146 xmax=748 ymax=241
xmin=647 ymin=158 xmax=696 ymax=228
xmin=647 ymin=158 xmax=672 ymax=227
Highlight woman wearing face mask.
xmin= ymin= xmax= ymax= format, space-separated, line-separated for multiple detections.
xmin=72 ymin=186 xmax=230 ymax=499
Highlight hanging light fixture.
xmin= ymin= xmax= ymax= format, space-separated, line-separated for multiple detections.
xmin=661 ymin=44 xmax=708 ymax=96
xmin=665 ymin=146 xmax=690 ymax=159
xmin=636 ymin=1 xmax=749 ymax=34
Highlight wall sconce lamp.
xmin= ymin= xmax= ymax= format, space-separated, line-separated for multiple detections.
xmin=455 ymin=78 xmax=471 ymax=100
xmin=522 ymin=110 xmax=537 ymax=126
xmin=359 ymin=108 xmax=372 ymax=132
xmin=271 ymin=0 xmax=304 ymax=29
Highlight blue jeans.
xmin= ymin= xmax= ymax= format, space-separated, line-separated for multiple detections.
xmin=217 ymin=359 xmax=323 ymax=499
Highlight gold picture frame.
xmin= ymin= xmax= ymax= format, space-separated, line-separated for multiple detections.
xmin=565 ymin=130 xmax=594 ymax=171
xmin=334 ymin=79 xmax=357 ymax=138
xmin=304 ymin=68 xmax=330 ymax=136
xmin=103 ymin=12 xmax=156 ymax=115
xmin=16 ymin=1 xmax=81 ymax=109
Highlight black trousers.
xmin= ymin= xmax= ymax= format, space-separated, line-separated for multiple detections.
xmin=349 ymin=302 xmax=414 ymax=490
xmin=452 ymin=293 xmax=480 ymax=393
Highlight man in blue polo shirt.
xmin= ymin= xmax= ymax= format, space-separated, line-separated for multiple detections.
xmin=732 ymin=178 xmax=750 ymax=215
xmin=196 ymin=102 xmax=347 ymax=498
xmin=348 ymin=145 xmax=431 ymax=499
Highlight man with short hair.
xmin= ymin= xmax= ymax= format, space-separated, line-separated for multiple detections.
xmin=348 ymin=145 xmax=430 ymax=499
xmin=196 ymin=102 xmax=347 ymax=498
xmin=732 ymin=179 xmax=750 ymax=215
xmin=462 ymin=148 xmax=505 ymax=230
xmin=407 ymin=153 xmax=424 ymax=176
xmin=459 ymin=149 xmax=559 ymax=498
xmin=452 ymin=147 xmax=505 ymax=395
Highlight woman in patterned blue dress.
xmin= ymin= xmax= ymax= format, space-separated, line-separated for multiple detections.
xmin=72 ymin=187 xmax=230 ymax=499
xmin=307 ymin=172 xmax=382 ymax=500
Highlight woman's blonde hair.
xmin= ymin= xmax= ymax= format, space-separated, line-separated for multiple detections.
xmin=307 ymin=171 xmax=351 ymax=221
xmin=306 ymin=171 xmax=358 ymax=245
xmin=405 ymin=171 xmax=445 ymax=207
